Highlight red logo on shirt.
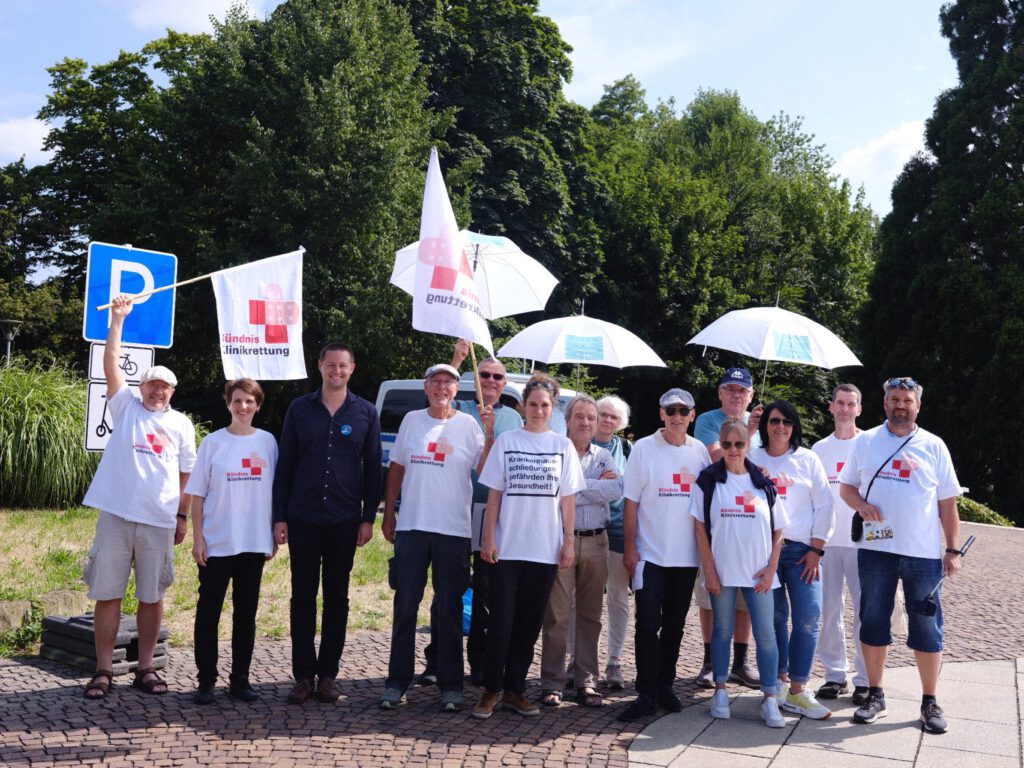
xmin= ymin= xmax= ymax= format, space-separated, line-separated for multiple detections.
xmin=145 ymin=433 xmax=168 ymax=455
xmin=672 ymin=468 xmax=696 ymax=492
xmin=836 ymin=461 xmax=844 ymax=472
xmin=241 ymin=452 xmax=269 ymax=476
xmin=892 ymin=459 xmax=913 ymax=478
xmin=426 ymin=438 xmax=454 ymax=463
xmin=247 ymin=283 xmax=300 ymax=344
xmin=735 ymin=495 xmax=756 ymax=513
xmin=771 ymin=471 xmax=794 ymax=498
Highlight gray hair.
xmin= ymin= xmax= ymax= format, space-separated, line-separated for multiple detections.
xmin=883 ymin=377 xmax=924 ymax=401
xmin=478 ymin=357 xmax=507 ymax=372
xmin=596 ymin=395 xmax=631 ymax=426
xmin=565 ymin=394 xmax=598 ymax=422
xmin=719 ymin=418 xmax=749 ymax=443
xmin=831 ymin=383 xmax=862 ymax=404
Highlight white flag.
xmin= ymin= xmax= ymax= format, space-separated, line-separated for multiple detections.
xmin=211 ymin=249 xmax=307 ymax=380
xmin=412 ymin=149 xmax=493 ymax=353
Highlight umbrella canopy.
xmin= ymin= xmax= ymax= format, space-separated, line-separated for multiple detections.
xmin=687 ymin=306 xmax=861 ymax=369
xmin=391 ymin=230 xmax=558 ymax=320
xmin=497 ymin=314 xmax=667 ymax=368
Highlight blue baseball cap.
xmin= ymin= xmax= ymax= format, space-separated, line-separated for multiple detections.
xmin=720 ymin=367 xmax=753 ymax=388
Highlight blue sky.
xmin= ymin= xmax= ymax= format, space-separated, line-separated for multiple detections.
xmin=1 ymin=0 xmax=957 ymax=216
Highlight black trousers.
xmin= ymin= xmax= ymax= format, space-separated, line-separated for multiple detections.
xmin=194 ymin=552 xmax=266 ymax=687
xmin=423 ymin=552 xmax=492 ymax=677
xmin=484 ymin=559 xmax=557 ymax=695
xmin=288 ymin=519 xmax=359 ymax=681
xmin=633 ymin=562 xmax=698 ymax=697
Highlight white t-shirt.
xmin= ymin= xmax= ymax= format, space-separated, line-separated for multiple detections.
xmin=749 ymin=446 xmax=834 ymax=544
xmin=691 ymin=472 xmax=782 ymax=589
xmin=184 ymin=428 xmax=277 ymax=556
xmin=622 ymin=430 xmax=712 ymax=567
xmin=811 ymin=432 xmax=861 ymax=548
xmin=390 ymin=409 xmax=484 ymax=538
xmin=83 ymin=386 xmax=197 ymax=529
xmin=838 ymin=423 xmax=961 ymax=559
xmin=479 ymin=429 xmax=586 ymax=564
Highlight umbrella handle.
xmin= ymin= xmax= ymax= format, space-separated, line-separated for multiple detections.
xmin=469 ymin=344 xmax=485 ymax=410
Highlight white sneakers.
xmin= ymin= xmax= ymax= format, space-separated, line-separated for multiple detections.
xmin=709 ymin=688 xmax=730 ymax=719
xmin=761 ymin=696 xmax=786 ymax=728
xmin=781 ymin=689 xmax=832 ymax=719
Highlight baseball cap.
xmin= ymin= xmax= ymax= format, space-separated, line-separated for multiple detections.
xmin=720 ymin=367 xmax=753 ymax=388
xmin=659 ymin=388 xmax=695 ymax=408
xmin=140 ymin=365 xmax=178 ymax=387
xmin=424 ymin=364 xmax=460 ymax=381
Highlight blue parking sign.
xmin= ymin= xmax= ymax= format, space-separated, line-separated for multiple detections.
xmin=82 ymin=242 xmax=178 ymax=348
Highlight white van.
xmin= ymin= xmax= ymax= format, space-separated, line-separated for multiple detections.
xmin=375 ymin=372 xmax=577 ymax=467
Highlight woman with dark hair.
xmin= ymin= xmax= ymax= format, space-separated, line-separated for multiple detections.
xmin=474 ymin=374 xmax=585 ymax=719
xmin=186 ymin=378 xmax=277 ymax=705
xmin=751 ymin=399 xmax=834 ymax=720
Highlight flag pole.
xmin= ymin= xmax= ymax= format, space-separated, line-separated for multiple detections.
xmin=94 ymin=246 xmax=306 ymax=311
xmin=469 ymin=342 xmax=485 ymax=410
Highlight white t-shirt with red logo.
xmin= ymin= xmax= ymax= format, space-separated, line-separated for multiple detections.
xmin=479 ymin=428 xmax=586 ymax=564
xmin=623 ymin=430 xmax=711 ymax=567
xmin=691 ymin=472 xmax=782 ymax=589
xmin=184 ymin=428 xmax=277 ymax=557
xmin=838 ymin=423 xmax=961 ymax=559
xmin=83 ymin=385 xmax=197 ymax=529
xmin=749 ymin=446 xmax=834 ymax=545
xmin=811 ymin=432 xmax=862 ymax=548
xmin=390 ymin=409 xmax=484 ymax=538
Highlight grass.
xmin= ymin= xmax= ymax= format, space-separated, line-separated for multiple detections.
xmin=0 ymin=508 xmax=431 ymax=656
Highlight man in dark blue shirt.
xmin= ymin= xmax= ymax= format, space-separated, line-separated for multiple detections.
xmin=273 ymin=342 xmax=382 ymax=704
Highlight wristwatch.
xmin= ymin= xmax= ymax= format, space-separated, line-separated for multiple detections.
xmin=809 ymin=546 xmax=825 ymax=557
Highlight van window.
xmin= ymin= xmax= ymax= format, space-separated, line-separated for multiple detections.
xmin=379 ymin=390 xmax=428 ymax=433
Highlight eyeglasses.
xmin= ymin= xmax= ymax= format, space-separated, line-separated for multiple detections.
xmin=478 ymin=371 xmax=505 ymax=381
xmin=768 ymin=417 xmax=794 ymax=426
xmin=721 ymin=440 xmax=746 ymax=450
xmin=427 ymin=377 xmax=457 ymax=387
xmin=885 ymin=376 xmax=918 ymax=390
xmin=663 ymin=406 xmax=692 ymax=417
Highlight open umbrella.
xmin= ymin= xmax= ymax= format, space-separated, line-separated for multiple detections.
xmin=497 ymin=314 xmax=667 ymax=369
xmin=391 ymin=230 xmax=558 ymax=319
xmin=687 ymin=306 xmax=861 ymax=369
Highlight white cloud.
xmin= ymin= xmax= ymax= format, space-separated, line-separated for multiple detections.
xmin=111 ymin=0 xmax=274 ymax=34
xmin=833 ymin=121 xmax=926 ymax=216
xmin=0 ymin=116 xmax=52 ymax=167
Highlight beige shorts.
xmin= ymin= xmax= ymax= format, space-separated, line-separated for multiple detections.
xmin=694 ymin=566 xmax=748 ymax=611
xmin=83 ymin=512 xmax=175 ymax=603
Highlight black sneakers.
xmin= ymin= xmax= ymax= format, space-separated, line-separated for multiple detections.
xmin=920 ymin=700 xmax=949 ymax=733
xmin=853 ymin=690 xmax=887 ymax=723
xmin=816 ymin=680 xmax=849 ymax=699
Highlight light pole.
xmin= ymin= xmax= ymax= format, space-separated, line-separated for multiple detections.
xmin=0 ymin=319 xmax=23 ymax=367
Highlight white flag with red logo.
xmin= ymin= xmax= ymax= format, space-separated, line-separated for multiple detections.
xmin=411 ymin=149 xmax=493 ymax=353
xmin=211 ymin=249 xmax=307 ymax=380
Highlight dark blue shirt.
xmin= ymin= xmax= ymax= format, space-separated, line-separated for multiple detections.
xmin=272 ymin=389 xmax=382 ymax=526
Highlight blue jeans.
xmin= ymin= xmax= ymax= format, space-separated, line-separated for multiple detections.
xmin=710 ymin=586 xmax=779 ymax=695
xmin=386 ymin=530 xmax=470 ymax=693
xmin=773 ymin=540 xmax=822 ymax=683
xmin=858 ymin=549 xmax=943 ymax=652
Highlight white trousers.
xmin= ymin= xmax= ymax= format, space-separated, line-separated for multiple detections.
xmin=817 ymin=545 xmax=868 ymax=687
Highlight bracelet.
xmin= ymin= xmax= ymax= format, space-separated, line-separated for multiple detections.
xmin=945 ymin=547 xmax=961 ymax=555
xmin=177 ymin=513 xmax=187 ymax=520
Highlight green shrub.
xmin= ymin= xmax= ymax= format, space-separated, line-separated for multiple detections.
xmin=959 ymin=496 xmax=1014 ymax=527
xmin=0 ymin=361 xmax=100 ymax=508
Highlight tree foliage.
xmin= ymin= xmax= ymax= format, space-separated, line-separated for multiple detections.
xmin=860 ymin=0 xmax=1024 ymax=521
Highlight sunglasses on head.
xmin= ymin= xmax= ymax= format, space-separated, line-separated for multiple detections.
xmin=663 ymin=405 xmax=692 ymax=417
xmin=478 ymin=371 xmax=505 ymax=381
xmin=525 ymin=379 xmax=555 ymax=393
xmin=721 ymin=440 xmax=746 ymax=450
xmin=885 ymin=376 xmax=918 ymax=390
xmin=768 ymin=416 xmax=794 ymax=426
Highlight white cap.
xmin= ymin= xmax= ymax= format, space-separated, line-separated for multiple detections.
xmin=424 ymin=364 xmax=460 ymax=381
xmin=140 ymin=365 xmax=178 ymax=387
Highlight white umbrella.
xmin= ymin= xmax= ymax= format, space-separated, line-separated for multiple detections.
xmin=497 ymin=314 xmax=667 ymax=368
xmin=687 ymin=306 xmax=861 ymax=369
xmin=391 ymin=230 xmax=558 ymax=319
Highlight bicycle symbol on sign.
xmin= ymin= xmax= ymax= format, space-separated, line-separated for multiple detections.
xmin=95 ymin=395 xmax=113 ymax=438
xmin=118 ymin=353 xmax=137 ymax=377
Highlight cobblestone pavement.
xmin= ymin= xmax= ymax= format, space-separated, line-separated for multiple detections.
xmin=0 ymin=522 xmax=1019 ymax=766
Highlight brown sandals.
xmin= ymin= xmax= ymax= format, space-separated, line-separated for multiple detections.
xmin=575 ymin=687 xmax=603 ymax=707
xmin=132 ymin=667 xmax=169 ymax=695
xmin=84 ymin=669 xmax=114 ymax=700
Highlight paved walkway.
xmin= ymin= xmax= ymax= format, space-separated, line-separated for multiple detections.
xmin=0 ymin=521 xmax=1021 ymax=766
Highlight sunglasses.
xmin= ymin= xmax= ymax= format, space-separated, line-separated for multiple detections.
xmin=885 ymin=376 xmax=918 ymax=390
xmin=663 ymin=405 xmax=692 ymax=417
xmin=478 ymin=371 xmax=505 ymax=381
xmin=721 ymin=440 xmax=746 ymax=450
xmin=768 ymin=417 xmax=794 ymax=426
xmin=524 ymin=380 xmax=555 ymax=392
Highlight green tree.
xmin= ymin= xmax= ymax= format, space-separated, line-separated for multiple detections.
xmin=861 ymin=0 xmax=1024 ymax=521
